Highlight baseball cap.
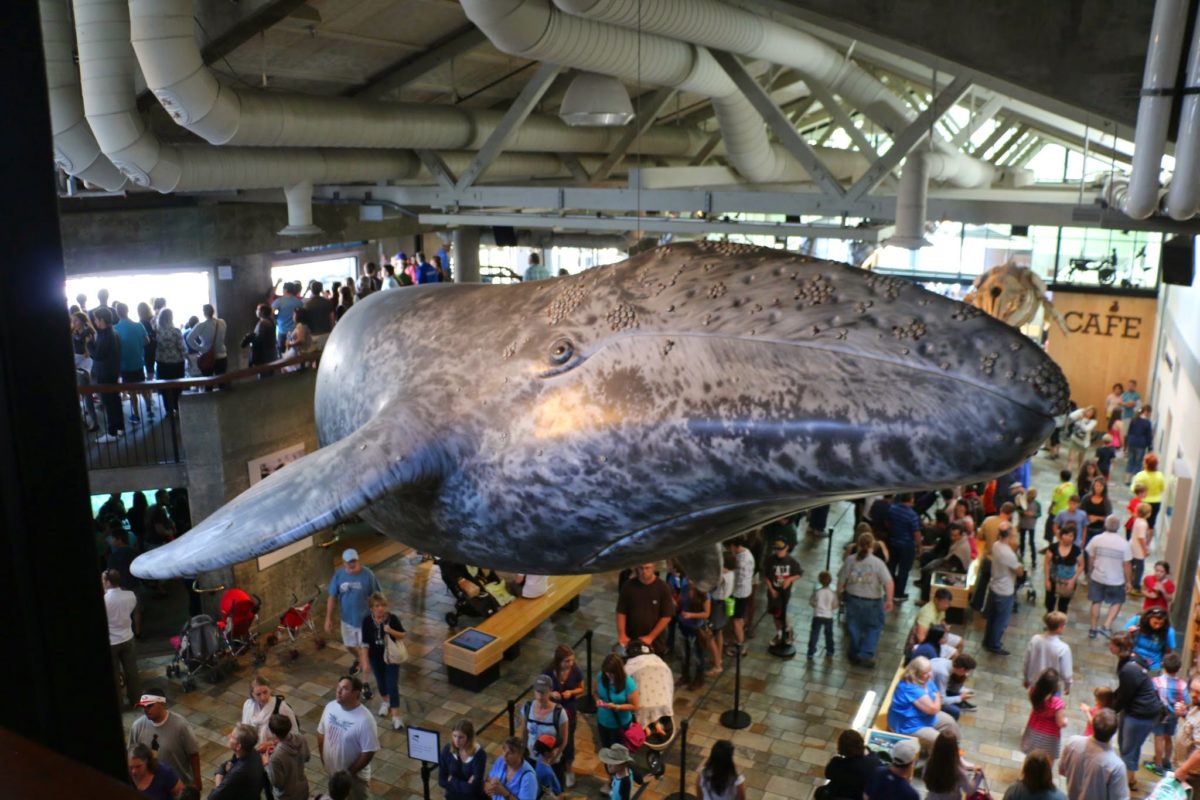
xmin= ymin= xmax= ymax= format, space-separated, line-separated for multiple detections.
xmin=342 ymin=548 xmax=360 ymax=563
xmin=533 ymin=734 xmax=557 ymax=755
xmin=773 ymin=538 xmax=788 ymax=548
xmin=137 ymin=693 xmax=166 ymax=708
xmin=532 ymin=674 xmax=553 ymax=693
xmin=890 ymin=739 xmax=919 ymax=767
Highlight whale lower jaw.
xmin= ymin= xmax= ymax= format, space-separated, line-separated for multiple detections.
xmin=580 ymin=496 xmax=839 ymax=572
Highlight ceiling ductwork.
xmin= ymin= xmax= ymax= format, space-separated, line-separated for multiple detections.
xmin=126 ymin=0 xmax=704 ymax=157
xmin=39 ymin=0 xmax=127 ymax=191
xmin=551 ymin=0 xmax=1009 ymax=189
xmin=461 ymin=0 xmax=805 ymax=183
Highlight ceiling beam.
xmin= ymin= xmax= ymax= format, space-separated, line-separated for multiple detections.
xmin=949 ymin=95 xmax=1004 ymax=150
xmin=689 ymin=131 xmax=724 ymax=166
xmin=348 ymin=25 xmax=488 ymax=99
xmin=200 ymin=0 xmax=310 ymax=64
xmin=413 ymin=150 xmax=458 ymax=190
xmin=988 ymin=124 xmax=1030 ymax=164
xmin=806 ymin=84 xmax=879 ymax=159
xmin=845 ymin=74 xmax=973 ymax=202
xmin=712 ymin=50 xmax=847 ymax=200
xmin=590 ymin=87 xmax=677 ymax=184
xmin=454 ymin=62 xmax=563 ymax=191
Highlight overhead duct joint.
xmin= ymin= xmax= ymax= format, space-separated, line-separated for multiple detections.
xmin=1166 ymin=5 xmax=1200 ymax=220
xmin=280 ymin=181 xmax=323 ymax=237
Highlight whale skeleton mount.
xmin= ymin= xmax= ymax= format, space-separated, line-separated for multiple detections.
xmin=964 ymin=260 xmax=1069 ymax=334
xmin=133 ymin=242 xmax=1068 ymax=590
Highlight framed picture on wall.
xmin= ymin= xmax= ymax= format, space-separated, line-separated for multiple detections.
xmin=250 ymin=443 xmax=309 ymax=569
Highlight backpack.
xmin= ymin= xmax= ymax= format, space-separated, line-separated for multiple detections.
xmin=522 ymin=701 xmax=563 ymax=746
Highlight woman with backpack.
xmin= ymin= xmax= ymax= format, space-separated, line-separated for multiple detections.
xmin=518 ymin=675 xmax=568 ymax=784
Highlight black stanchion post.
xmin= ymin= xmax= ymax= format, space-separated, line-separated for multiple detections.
xmin=665 ymin=718 xmax=697 ymax=800
xmin=577 ymin=629 xmax=597 ymax=714
xmin=507 ymin=699 xmax=516 ymax=736
xmin=420 ymin=762 xmax=434 ymax=800
xmin=825 ymin=527 xmax=834 ymax=572
xmin=719 ymin=644 xmax=751 ymax=730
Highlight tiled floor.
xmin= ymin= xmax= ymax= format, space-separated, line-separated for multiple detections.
xmin=122 ymin=449 xmax=1155 ymax=798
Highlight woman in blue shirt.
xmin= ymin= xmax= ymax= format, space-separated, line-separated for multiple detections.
xmin=483 ymin=737 xmax=538 ymax=800
xmin=595 ymin=653 xmax=640 ymax=750
xmin=887 ymin=656 xmax=956 ymax=749
xmin=1124 ymin=608 xmax=1176 ymax=671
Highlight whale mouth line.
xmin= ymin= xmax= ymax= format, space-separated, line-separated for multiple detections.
xmin=568 ymin=330 xmax=1057 ymax=421
xmin=580 ymin=495 xmax=828 ymax=568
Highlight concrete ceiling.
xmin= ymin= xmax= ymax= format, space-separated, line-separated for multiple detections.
xmin=762 ymin=0 xmax=1154 ymax=130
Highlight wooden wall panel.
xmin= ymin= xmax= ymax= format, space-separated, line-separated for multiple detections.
xmin=1044 ymin=293 xmax=1158 ymax=416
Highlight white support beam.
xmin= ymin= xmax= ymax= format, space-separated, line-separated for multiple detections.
xmin=351 ymin=27 xmax=489 ymax=100
xmin=844 ymin=74 xmax=973 ymax=202
xmin=419 ymin=211 xmax=894 ymax=241
xmin=711 ymin=50 xmax=846 ymax=199
xmin=989 ymin=124 xmax=1030 ymax=164
xmin=951 ymin=95 xmax=1005 ymax=149
xmin=688 ymin=131 xmax=724 ymax=166
xmin=414 ymin=150 xmax=457 ymax=190
xmin=591 ymin=87 xmax=676 ymax=184
xmin=559 ymin=154 xmax=591 ymax=184
xmin=806 ymin=84 xmax=879 ymax=159
xmin=454 ymin=62 xmax=563 ymax=192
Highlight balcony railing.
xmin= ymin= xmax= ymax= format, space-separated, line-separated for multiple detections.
xmin=77 ymin=352 xmax=321 ymax=470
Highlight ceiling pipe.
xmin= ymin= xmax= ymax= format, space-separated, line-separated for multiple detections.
xmin=552 ymin=0 xmax=1009 ymax=189
xmin=126 ymin=0 xmax=705 ymax=157
xmin=39 ymin=0 xmax=127 ymax=191
xmin=461 ymin=0 xmax=809 ymax=184
xmin=1166 ymin=8 xmax=1200 ymax=219
xmin=1112 ymin=0 xmax=1190 ymax=219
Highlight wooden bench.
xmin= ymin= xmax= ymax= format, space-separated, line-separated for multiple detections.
xmin=872 ymin=660 xmax=907 ymax=731
xmin=932 ymin=561 xmax=978 ymax=626
xmin=442 ymin=575 xmax=591 ymax=691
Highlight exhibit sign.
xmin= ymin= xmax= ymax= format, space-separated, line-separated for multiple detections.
xmin=251 ymin=443 xmax=309 ymax=570
xmin=406 ymin=726 xmax=440 ymax=764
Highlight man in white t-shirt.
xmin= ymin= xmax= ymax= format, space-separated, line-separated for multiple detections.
xmin=1087 ymin=514 xmax=1133 ymax=640
xmin=982 ymin=524 xmax=1023 ymax=655
xmin=103 ymin=568 xmax=139 ymax=709
xmin=317 ymin=676 xmax=379 ymax=800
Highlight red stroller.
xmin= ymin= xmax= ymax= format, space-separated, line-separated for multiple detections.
xmin=274 ymin=586 xmax=326 ymax=661
xmin=217 ymin=588 xmax=264 ymax=665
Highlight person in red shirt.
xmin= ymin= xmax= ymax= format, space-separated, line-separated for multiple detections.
xmin=1142 ymin=561 xmax=1176 ymax=613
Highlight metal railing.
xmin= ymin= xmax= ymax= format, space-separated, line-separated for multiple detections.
xmin=77 ymin=352 xmax=321 ymax=470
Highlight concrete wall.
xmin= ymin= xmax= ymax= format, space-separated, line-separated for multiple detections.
xmin=58 ymin=201 xmax=421 ymax=274
xmin=177 ymin=370 xmax=334 ymax=622
xmin=1152 ymin=272 xmax=1200 ymax=639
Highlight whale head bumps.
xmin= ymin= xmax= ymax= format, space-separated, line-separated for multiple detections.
xmin=132 ymin=242 xmax=1068 ymax=580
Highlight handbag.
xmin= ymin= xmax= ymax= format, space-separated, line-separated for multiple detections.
xmin=197 ymin=348 xmax=216 ymax=373
xmin=622 ymin=720 xmax=647 ymax=751
xmin=966 ymin=770 xmax=992 ymax=800
xmin=384 ymin=632 xmax=408 ymax=665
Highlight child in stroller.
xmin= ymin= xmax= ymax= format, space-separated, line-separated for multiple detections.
xmin=166 ymin=588 xmax=261 ymax=690
xmin=438 ymin=561 xmax=506 ymax=627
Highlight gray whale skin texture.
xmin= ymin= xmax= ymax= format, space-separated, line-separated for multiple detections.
xmin=132 ymin=241 xmax=1069 ymax=582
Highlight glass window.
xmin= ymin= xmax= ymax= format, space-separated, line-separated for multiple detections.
xmin=271 ymin=256 xmax=357 ymax=293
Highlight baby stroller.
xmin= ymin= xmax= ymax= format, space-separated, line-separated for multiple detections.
xmin=623 ymin=642 xmax=677 ymax=776
xmin=274 ymin=585 xmax=326 ymax=661
xmin=166 ymin=614 xmax=230 ymax=691
xmin=216 ymin=587 xmax=263 ymax=663
xmin=439 ymin=561 xmax=504 ymax=627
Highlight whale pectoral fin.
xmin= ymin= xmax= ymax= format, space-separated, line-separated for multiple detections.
xmin=131 ymin=417 xmax=442 ymax=579
xmin=674 ymin=543 xmax=723 ymax=593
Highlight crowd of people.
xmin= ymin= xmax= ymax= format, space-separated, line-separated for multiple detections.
xmin=69 ymin=251 xmax=456 ymax=443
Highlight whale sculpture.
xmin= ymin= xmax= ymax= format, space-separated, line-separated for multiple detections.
xmin=133 ymin=242 xmax=1068 ymax=585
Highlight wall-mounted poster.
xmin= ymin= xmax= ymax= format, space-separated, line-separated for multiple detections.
xmin=251 ymin=444 xmax=309 ymax=570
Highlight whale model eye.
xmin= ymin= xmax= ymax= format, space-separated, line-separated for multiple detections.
xmin=548 ymin=338 xmax=574 ymax=365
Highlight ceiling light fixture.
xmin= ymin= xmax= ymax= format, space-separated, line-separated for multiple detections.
xmin=559 ymin=72 xmax=634 ymax=127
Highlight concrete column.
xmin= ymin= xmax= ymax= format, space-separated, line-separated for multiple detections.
xmin=453 ymin=227 xmax=482 ymax=283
